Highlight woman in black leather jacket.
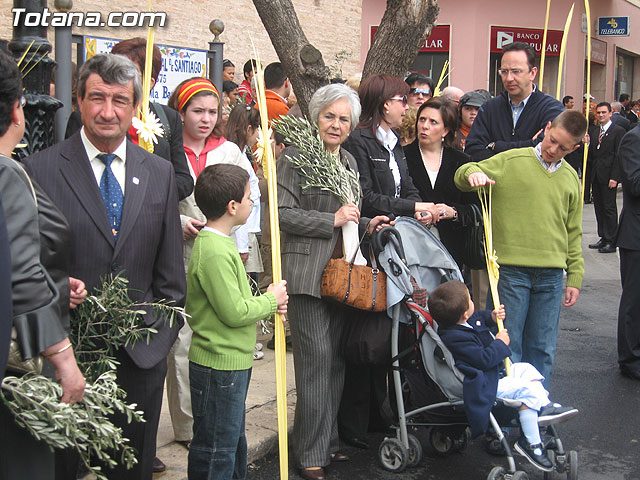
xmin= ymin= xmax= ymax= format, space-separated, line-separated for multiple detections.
xmin=0 ymin=50 xmax=86 ymax=479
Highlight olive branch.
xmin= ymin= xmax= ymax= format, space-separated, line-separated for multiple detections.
xmin=272 ymin=115 xmax=361 ymax=205
xmin=1 ymin=274 xmax=188 ymax=479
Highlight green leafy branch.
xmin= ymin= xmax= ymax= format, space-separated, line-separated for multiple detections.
xmin=71 ymin=274 xmax=186 ymax=382
xmin=1 ymin=371 xmax=143 ymax=479
xmin=1 ymin=273 xmax=188 ymax=477
xmin=272 ymin=115 xmax=361 ymax=205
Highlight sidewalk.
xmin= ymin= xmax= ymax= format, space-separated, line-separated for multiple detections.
xmin=153 ymin=331 xmax=297 ymax=479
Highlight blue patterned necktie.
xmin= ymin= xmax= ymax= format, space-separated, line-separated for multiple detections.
xmin=97 ymin=153 xmax=123 ymax=240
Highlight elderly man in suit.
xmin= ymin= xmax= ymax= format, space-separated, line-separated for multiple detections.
xmin=25 ymin=54 xmax=185 ymax=480
xmin=617 ymin=126 xmax=640 ymax=380
xmin=588 ymin=102 xmax=626 ymax=254
xmin=611 ymin=101 xmax=631 ymax=131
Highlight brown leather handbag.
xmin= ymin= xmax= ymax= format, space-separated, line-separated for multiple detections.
xmin=321 ymin=236 xmax=387 ymax=312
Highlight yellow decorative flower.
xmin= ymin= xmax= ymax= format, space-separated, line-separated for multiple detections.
xmin=132 ymin=108 xmax=164 ymax=146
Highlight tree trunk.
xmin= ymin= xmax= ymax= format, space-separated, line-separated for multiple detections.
xmin=362 ymin=0 xmax=439 ymax=80
xmin=252 ymin=0 xmax=439 ymax=117
xmin=252 ymin=0 xmax=330 ymax=118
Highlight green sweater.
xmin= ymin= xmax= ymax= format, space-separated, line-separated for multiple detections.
xmin=454 ymin=147 xmax=584 ymax=289
xmin=186 ymin=230 xmax=277 ymax=370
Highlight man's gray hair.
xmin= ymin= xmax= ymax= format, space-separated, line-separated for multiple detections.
xmin=611 ymin=101 xmax=623 ymax=112
xmin=77 ymin=54 xmax=142 ymax=106
xmin=309 ymin=83 xmax=361 ymax=132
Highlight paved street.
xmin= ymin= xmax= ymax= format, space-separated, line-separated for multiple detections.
xmin=247 ymin=193 xmax=640 ymax=480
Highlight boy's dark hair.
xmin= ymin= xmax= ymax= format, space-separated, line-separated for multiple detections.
xmin=0 ymin=50 xmax=22 ymax=137
xmin=596 ymin=101 xmax=612 ymax=112
xmin=223 ymin=80 xmax=238 ymax=94
xmin=194 ymin=164 xmax=249 ymax=220
xmin=243 ymin=59 xmax=257 ymax=79
xmin=550 ymin=110 xmax=588 ymax=145
xmin=264 ymin=62 xmax=287 ymax=90
xmin=562 ymin=95 xmax=573 ymax=106
xmin=427 ymin=280 xmax=470 ymax=328
xmin=502 ymin=42 xmax=536 ymax=71
xmin=619 ymin=93 xmax=630 ymax=103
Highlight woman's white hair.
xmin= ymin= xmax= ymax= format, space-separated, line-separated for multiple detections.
xmin=308 ymin=83 xmax=361 ymax=132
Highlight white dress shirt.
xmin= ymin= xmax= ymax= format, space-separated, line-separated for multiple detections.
xmin=81 ymin=127 xmax=128 ymax=194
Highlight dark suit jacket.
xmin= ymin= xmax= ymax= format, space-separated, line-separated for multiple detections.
xmin=0 ymin=194 xmax=12 ymax=379
xmin=616 ymin=127 xmax=640 ymax=250
xmin=25 ymin=133 xmax=186 ymax=369
xmin=342 ymin=127 xmax=421 ymax=218
xmin=612 ymin=112 xmax=631 ymax=131
xmin=278 ymin=146 xmax=367 ymax=298
xmin=65 ymin=103 xmax=193 ymax=200
xmin=438 ymin=310 xmax=511 ymax=438
xmin=588 ymin=123 xmax=626 ymax=183
xmin=404 ymin=142 xmax=476 ymax=267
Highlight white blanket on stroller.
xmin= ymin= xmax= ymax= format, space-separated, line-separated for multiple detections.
xmin=497 ymin=362 xmax=550 ymax=412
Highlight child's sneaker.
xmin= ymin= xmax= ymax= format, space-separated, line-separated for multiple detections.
xmin=254 ymin=343 xmax=263 ymax=352
xmin=253 ymin=351 xmax=264 ymax=360
xmin=537 ymin=403 xmax=579 ymax=426
xmin=514 ymin=436 xmax=553 ymax=471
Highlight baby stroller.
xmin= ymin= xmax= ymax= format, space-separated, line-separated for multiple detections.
xmin=370 ymin=217 xmax=578 ymax=480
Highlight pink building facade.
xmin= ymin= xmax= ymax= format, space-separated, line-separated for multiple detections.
xmin=361 ymin=0 xmax=640 ymax=104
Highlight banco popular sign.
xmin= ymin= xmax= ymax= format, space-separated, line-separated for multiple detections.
xmin=490 ymin=26 xmax=564 ymax=56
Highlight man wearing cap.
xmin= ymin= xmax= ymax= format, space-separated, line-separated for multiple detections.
xmin=405 ymin=72 xmax=434 ymax=108
xmin=466 ymin=42 xmax=563 ymax=162
xmin=455 ymin=90 xmax=490 ymax=151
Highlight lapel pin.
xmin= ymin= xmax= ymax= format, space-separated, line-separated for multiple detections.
xmin=132 ymin=177 xmax=140 ymax=185
xmin=476 ymin=320 xmax=481 ymax=326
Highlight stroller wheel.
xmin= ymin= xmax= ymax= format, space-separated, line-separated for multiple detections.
xmin=378 ymin=438 xmax=408 ymax=472
xmin=544 ymin=450 xmax=557 ymax=480
xmin=426 ymin=427 xmax=455 ymax=457
xmin=511 ymin=472 xmax=530 ymax=480
xmin=406 ymin=433 xmax=422 ymax=468
xmin=566 ymin=450 xmax=578 ymax=480
xmin=453 ymin=427 xmax=471 ymax=451
xmin=486 ymin=466 xmax=506 ymax=480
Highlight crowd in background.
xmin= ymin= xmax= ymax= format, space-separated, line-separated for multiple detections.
xmin=2 ymin=34 xmax=640 ymax=480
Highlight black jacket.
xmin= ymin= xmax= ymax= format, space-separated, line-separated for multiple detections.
xmin=612 ymin=112 xmax=631 ymax=132
xmin=342 ymin=127 xmax=421 ymax=218
xmin=616 ymin=127 xmax=640 ymax=249
xmin=65 ymin=103 xmax=193 ymax=200
xmin=588 ymin=123 xmax=626 ymax=183
xmin=465 ymin=88 xmax=564 ymax=162
xmin=404 ymin=142 xmax=476 ymax=267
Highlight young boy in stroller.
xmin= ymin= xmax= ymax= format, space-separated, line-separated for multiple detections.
xmin=427 ymin=280 xmax=579 ymax=472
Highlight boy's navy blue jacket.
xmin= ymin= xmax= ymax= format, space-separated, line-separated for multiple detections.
xmin=438 ymin=310 xmax=512 ymax=437
xmin=465 ymin=88 xmax=564 ymax=162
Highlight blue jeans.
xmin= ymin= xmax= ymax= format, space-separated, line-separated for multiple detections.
xmin=188 ymin=362 xmax=251 ymax=480
xmin=492 ymin=266 xmax=563 ymax=387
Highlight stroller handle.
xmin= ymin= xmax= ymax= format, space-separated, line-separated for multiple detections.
xmin=371 ymin=226 xmax=407 ymax=266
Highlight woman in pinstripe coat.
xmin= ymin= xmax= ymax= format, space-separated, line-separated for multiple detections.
xmin=277 ymin=84 xmax=391 ymax=480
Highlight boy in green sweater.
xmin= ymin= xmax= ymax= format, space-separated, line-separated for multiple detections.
xmin=186 ymin=164 xmax=288 ymax=480
xmin=454 ymin=110 xmax=587 ymax=387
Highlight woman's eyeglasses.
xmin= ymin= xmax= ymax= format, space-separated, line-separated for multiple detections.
xmin=390 ymin=95 xmax=408 ymax=106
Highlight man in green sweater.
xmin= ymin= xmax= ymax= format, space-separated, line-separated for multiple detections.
xmin=454 ymin=110 xmax=587 ymax=386
xmin=186 ymin=164 xmax=288 ymax=480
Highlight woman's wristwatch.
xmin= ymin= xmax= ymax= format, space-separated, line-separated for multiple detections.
xmin=451 ymin=207 xmax=458 ymax=221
